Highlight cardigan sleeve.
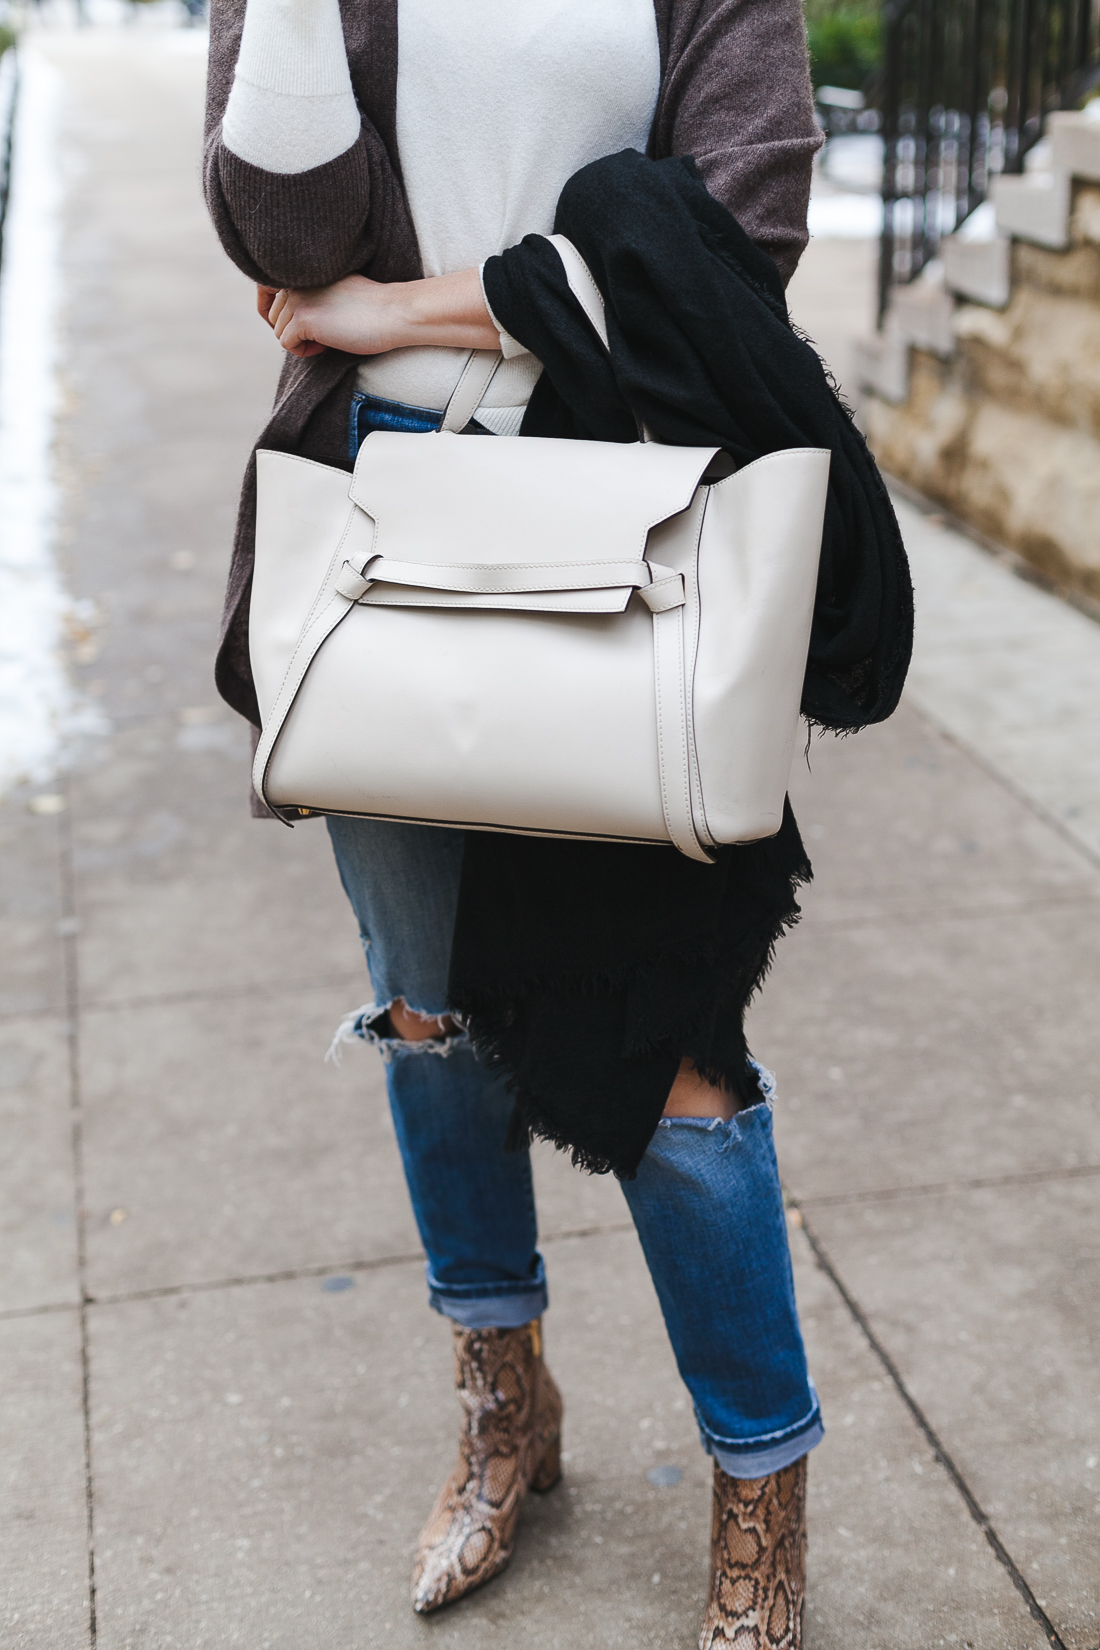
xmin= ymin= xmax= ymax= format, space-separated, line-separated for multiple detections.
xmin=203 ymin=0 xmax=420 ymax=289
xmin=221 ymin=0 xmax=361 ymax=174
xmin=655 ymin=0 xmax=822 ymax=285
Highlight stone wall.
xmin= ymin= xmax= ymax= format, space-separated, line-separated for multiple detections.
xmin=859 ymin=120 xmax=1100 ymax=603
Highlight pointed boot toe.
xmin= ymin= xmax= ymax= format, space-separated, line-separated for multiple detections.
xmin=411 ymin=1320 xmax=562 ymax=1614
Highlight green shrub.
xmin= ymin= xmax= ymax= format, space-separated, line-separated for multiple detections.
xmin=0 ymin=26 xmax=16 ymax=58
xmin=805 ymin=2 xmax=883 ymax=92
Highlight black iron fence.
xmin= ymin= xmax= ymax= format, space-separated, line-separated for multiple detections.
xmin=879 ymin=0 xmax=1100 ymax=314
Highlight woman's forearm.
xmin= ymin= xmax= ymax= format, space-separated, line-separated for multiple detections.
xmin=267 ymin=268 xmax=501 ymax=358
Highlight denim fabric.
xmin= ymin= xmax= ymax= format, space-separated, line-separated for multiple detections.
xmin=326 ymin=816 xmax=549 ymax=1328
xmin=620 ymin=1105 xmax=823 ymax=1477
xmin=348 ymin=391 xmax=442 ymax=459
xmin=328 ymin=815 xmax=465 ymax=1013
xmin=348 ymin=391 xmax=498 ymax=458
xmin=327 ymin=789 xmax=822 ymax=1473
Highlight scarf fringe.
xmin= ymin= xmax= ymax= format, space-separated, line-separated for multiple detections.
xmin=457 ymin=853 xmax=811 ymax=1179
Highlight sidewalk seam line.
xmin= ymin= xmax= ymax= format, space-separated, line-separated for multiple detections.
xmin=800 ymin=891 xmax=1100 ymax=933
xmin=59 ymin=793 xmax=97 ymax=1648
xmin=886 ymin=472 xmax=1100 ymax=629
xmin=74 ymin=970 xmax=367 ymax=1017
xmin=907 ymin=700 xmax=1100 ymax=877
xmin=795 ymin=1205 xmax=1069 ymax=1650
xmin=36 ymin=1221 xmax=637 ymax=1314
xmin=0 ymin=1298 xmax=81 ymax=1322
xmin=798 ymin=1161 xmax=1100 ymax=1209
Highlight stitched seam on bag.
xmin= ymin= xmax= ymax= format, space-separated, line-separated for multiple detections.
xmin=653 ymin=605 xmax=693 ymax=856
xmin=263 ymin=505 xmax=363 ymax=728
xmin=652 ymin=605 xmax=670 ymax=842
xmin=354 ymin=595 xmax=630 ymax=613
xmin=312 ymin=805 xmax=665 ymax=844
xmin=256 ymin=597 xmax=344 ymax=798
xmin=369 ymin=560 xmax=645 ymax=571
xmin=672 ymin=606 xmax=694 ymax=848
xmin=256 ymin=449 xmax=353 ymax=474
xmin=255 ymin=592 xmax=353 ymax=808
xmin=296 ymin=504 xmax=362 ymax=644
xmin=685 ymin=493 xmax=716 ymax=847
xmin=708 ymin=447 xmax=831 ymax=492
xmin=358 ymin=472 xmax=717 ymax=565
xmin=363 ymin=559 xmax=648 ymax=582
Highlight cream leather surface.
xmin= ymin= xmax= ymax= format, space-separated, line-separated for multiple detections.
xmin=248 ymin=236 xmax=831 ymax=859
xmin=250 ymin=436 xmax=830 ymax=857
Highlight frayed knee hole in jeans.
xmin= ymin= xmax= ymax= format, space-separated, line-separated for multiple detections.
xmin=326 ymin=1000 xmax=468 ymax=1064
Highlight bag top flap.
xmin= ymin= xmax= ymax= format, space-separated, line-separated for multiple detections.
xmin=347 ymin=431 xmax=720 ymax=566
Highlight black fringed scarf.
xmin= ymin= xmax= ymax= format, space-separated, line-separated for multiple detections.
xmin=446 ymin=151 xmax=912 ymax=1178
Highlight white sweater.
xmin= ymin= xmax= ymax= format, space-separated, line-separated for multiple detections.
xmin=222 ymin=0 xmax=660 ymax=425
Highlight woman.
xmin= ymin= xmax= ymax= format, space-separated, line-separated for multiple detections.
xmin=204 ymin=2 xmax=836 ymax=1641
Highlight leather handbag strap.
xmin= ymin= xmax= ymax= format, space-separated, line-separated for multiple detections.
xmin=440 ymin=239 xmax=605 ymax=435
xmin=546 ymin=234 xmax=609 ymax=349
xmin=335 ymin=554 xmax=678 ymax=600
xmin=544 ymin=236 xmax=714 ymax=864
xmin=440 ymin=349 xmax=503 ymax=433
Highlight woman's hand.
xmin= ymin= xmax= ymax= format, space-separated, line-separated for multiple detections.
xmin=257 ymin=283 xmax=325 ymax=358
xmin=257 ymin=268 xmax=501 ymax=358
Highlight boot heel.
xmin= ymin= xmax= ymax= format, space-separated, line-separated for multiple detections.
xmin=530 ymin=1429 xmax=562 ymax=1493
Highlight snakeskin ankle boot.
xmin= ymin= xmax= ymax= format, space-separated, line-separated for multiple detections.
xmin=699 ymin=1456 xmax=807 ymax=1649
xmin=412 ymin=1319 xmax=563 ymax=1614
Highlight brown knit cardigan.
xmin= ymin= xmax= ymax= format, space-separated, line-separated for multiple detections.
xmin=203 ymin=0 xmax=822 ymax=739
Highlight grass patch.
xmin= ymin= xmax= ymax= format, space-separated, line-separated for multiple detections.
xmin=805 ymin=0 xmax=883 ymax=93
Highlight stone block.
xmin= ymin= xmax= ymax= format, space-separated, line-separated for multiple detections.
xmin=943 ymin=232 xmax=1012 ymax=307
xmin=1049 ymin=110 xmax=1100 ymax=183
xmin=853 ymin=327 xmax=909 ymax=403
xmin=952 ymin=287 xmax=1100 ymax=440
xmin=886 ymin=277 xmax=957 ymax=356
xmin=1013 ymin=234 xmax=1100 ymax=300
xmin=1072 ymin=184 xmax=1100 ymax=248
xmin=993 ymin=169 xmax=1072 ymax=249
xmin=864 ymin=352 xmax=1100 ymax=598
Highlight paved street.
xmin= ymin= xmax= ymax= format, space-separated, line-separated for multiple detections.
xmin=2 ymin=29 xmax=1098 ymax=1650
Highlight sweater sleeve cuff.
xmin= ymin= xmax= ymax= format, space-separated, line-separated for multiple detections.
xmin=222 ymin=0 xmax=360 ymax=175
xmin=480 ymin=262 xmax=531 ymax=360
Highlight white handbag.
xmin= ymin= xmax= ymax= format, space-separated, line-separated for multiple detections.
xmin=250 ymin=237 xmax=830 ymax=863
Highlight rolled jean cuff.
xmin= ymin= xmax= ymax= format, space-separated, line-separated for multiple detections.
xmin=426 ymin=1256 xmax=548 ymax=1330
xmin=700 ymin=1392 xmax=824 ymax=1480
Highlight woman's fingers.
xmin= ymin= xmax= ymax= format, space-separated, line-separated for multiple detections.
xmin=270 ymin=290 xmax=301 ymax=344
xmin=256 ymin=284 xmax=279 ymax=326
xmin=268 ymin=289 xmax=328 ymax=358
xmin=267 ymin=275 xmax=408 ymax=357
xmin=268 ymin=287 xmax=290 ymax=333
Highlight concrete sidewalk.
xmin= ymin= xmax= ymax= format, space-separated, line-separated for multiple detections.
xmin=2 ymin=32 xmax=1097 ymax=1650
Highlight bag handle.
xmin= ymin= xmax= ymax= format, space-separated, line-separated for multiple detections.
xmin=547 ymin=233 xmax=657 ymax=444
xmin=546 ymin=234 xmax=610 ymax=350
xmin=440 ymin=349 xmax=503 ymax=433
xmin=438 ymin=236 xmax=609 ymax=436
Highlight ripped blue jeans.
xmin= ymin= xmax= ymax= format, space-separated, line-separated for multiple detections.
xmin=327 ymin=815 xmax=823 ymax=1478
